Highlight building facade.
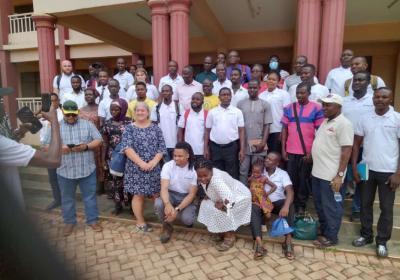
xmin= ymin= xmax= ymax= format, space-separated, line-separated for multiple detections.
xmin=1 ymin=0 xmax=400 ymax=126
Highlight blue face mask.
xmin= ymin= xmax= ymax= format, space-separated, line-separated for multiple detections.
xmin=269 ymin=61 xmax=279 ymax=70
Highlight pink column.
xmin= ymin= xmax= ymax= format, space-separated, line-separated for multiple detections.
xmin=32 ymin=15 xmax=57 ymax=93
xmin=148 ymin=0 xmax=170 ymax=87
xmin=295 ymin=0 xmax=322 ymax=67
xmin=0 ymin=0 xmax=18 ymax=128
xmin=58 ymin=25 xmax=70 ymax=61
xmin=167 ymin=0 xmax=191 ymax=74
xmin=318 ymin=0 xmax=346 ymax=84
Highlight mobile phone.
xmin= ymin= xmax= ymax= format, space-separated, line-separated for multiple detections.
xmin=67 ymin=144 xmax=76 ymax=149
xmin=16 ymin=106 xmax=43 ymax=134
xmin=41 ymin=93 xmax=51 ymax=112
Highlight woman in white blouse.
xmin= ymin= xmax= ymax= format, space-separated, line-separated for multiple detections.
xmin=259 ymin=70 xmax=291 ymax=153
xmin=195 ymin=159 xmax=251 ymax=251
xmin=126 ymin=69 xmax=159 ymax=102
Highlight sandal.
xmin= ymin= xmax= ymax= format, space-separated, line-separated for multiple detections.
xmin=253 ymin=242 xmax=267 ymax=260
xmin=211 ymin=233 xmax=224 ymax=242
xmin=133 ymin=224 xmax=153 ymax=233
xmin=216 ymin=236 xmax=235 ymax=252
xmin=282 ymin=243 xmax=295 ymax=260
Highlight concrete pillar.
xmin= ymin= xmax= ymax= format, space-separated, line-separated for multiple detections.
xmin=0 ymin=0 xmax=18 ymax=128
xmin=394 ymin=52 xmax=400 ymax=111
xmin=295 ymin=0 xmax=322 ymax=67
xmin=318 ymin=0 xmax=346 ymax=84
xmin=32 ymin=14 xmax=57 ymax=93
xmin=167 ymin=0 xmax=191 ymax=74
xmin=148 ymin=0 xmax=170 ymax=86
xmin=57 ymin=25 xmax=70 ymax=62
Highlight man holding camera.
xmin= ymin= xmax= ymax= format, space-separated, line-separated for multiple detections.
xmin=43 ymin=100 xmax=103 ymax=236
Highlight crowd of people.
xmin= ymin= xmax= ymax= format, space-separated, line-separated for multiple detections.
xmin=1 ymin=49 xmax=399 ymax=261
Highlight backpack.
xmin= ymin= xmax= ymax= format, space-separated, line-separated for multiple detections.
xmin=156 ymin=101 xmax=181 ymax=125
xmin=344 ymin=75 xmax=378 ymax=96
xmin=56 ymin=74 xmax=62 ymax=90
xmin=182 ymin=109 xmax=208 ymax=139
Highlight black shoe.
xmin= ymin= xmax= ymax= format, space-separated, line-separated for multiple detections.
xmin=350 ymin=212 xmax=360 ymax=222
xmin=376 ymin=244 xmax=389 ymax=258
xmin=352 ymin=236 xmax=373 ymax=247
xmin=45 ymin=201 xmax=61 ymax=211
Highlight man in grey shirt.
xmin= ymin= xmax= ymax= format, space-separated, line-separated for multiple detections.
xmin=237 ymin=79 xmax=273 ymax=185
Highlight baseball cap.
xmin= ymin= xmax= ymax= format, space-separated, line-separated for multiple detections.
xmin=62 ymin=100 xmax=79 ymax=115
xmin=319 ymin=93 xmax=343 ymax=106
xmin=0 ymin=87 xmax=14 ymax=96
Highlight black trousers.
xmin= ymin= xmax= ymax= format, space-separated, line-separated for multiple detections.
xmin=286 ymin=153 xmax=312 ymax=210
xmin=250 ymin=199 xmax=295 ymax=240
xmin=360 ymin=170 xmax=396 ymax=245
xmin=210 ymin=140 xmax=239 ymax=179
xmin=267 ymin=132 xmax=281 ymax=153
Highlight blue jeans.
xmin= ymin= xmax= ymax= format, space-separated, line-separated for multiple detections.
xmin=57 ymin=171 xmax=99 ymax=225
xmin=312 ymin=176 xmax=345 ymax=243
xmin=48 ymin=169 xmax=61 ymax=205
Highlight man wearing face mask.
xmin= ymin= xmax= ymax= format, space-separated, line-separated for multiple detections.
xmin=264 ymin=55 xmax=289 ymax=89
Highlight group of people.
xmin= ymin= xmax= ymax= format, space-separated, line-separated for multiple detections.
xmin=3 ymin=48 xmax=399 ymax=261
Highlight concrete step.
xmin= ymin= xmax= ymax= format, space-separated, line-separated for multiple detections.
xmin=22 ymin=186 xmax=400 ymax=259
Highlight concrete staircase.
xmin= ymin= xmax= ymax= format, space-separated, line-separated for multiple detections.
xmin=20 ymin=166 xmax=400 ymax=259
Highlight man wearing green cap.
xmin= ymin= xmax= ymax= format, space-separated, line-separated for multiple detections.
xmin=45 ymin=100 xmax=103 ymax=236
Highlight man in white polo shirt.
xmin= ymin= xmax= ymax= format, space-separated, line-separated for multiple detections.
xmin=351 ymin=87 xmax=400 ymax=258
xmin=288 ymin=64 xmax=329 ymax=102
xmin=311 ymin=93 xmax=354 ymax=248
xmin=113 ymin=57 xmax=134 ymax=91
xmin=60 ymin=75 xmax=86 ymax=108
xmin=151 ymin=84 xmax=182 ymax=161
xmin=178 ymin=92 xmax=207 ymax=161
xmin=325 ymin=49 xmax=354 ymax=96
xmin=98 ymin=79 xmax=125 ymax=127
xmin=230 ymin=68 xmax=249 ymax=107
xmin=342 ymin=71 xmax=375 ymax=222
xmin=212 ymin=63 xmax=232 ymax=95
xmin=158 ymin=60 xmax=183 ymax=94
xmin=205 ymin=87 xmax=245 ymax=179
xmin=154 ymin=142 xmax=198 ymax=243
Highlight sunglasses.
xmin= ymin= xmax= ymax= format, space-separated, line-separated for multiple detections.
xmin=65 ymin=113 xmax=78 ymax=117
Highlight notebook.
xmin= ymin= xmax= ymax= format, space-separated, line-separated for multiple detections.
xmin=346 ymin=163 xmax=369 ymax=181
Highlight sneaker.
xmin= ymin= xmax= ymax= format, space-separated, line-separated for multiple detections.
xmin=160 ymin=223 xmax=173 ymax=243
xmin=88 ymin=223 xmax=103 ymax=232
xmin=352 ymin=236 xmax=373 ymax=247
xmin=376 ymin=244 xmax=388 ymax=258
xmin=350 ymin=212 xmax=360 ymax=222
xmin=63 ymin=224 xmax=75 ymax=237
xmin=134 ymin=224 xmax=153 ymax=233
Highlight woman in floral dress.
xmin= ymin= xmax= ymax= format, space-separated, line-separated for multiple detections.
xmin=101 ymin=99 xmax=131 ymax=215
xmin=121 ymin=102 xmax=166 ymax=232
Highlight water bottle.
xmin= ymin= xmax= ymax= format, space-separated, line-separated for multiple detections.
xmin=334 ymin=192 xmax=342 ymax=202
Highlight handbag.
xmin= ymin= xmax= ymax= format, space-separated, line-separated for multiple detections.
xmin=270 ymin=217 xmax=294 ymax=237
xmin=293 ymin=213 xmax=318 ymax=240
xmin=109 ymin=143 xmax=126 ymax=177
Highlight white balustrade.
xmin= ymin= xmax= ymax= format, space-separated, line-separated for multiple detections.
xmin=8 ymin=13 xmax=36 ymax=34
xmin=17 ymin=97 xmax=42 ymax=113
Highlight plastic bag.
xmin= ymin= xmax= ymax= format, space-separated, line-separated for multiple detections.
xmin=270 ymin=217 xmax=294 ymax=237
xmin=293 ymin=214 xmax=318 ymax=240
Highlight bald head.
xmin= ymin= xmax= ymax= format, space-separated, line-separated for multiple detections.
xmin=61 ymin=60 xmax=73 ymax=75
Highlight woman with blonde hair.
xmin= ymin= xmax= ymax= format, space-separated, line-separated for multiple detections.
xmin=126 ymin=69 xmax=159 ymax=101
xmin=121 ymin=102 xmax=166 ymax=232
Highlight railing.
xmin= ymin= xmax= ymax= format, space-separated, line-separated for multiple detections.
xmin=17 ymin=97 xmax=42 ymax=113
xmin=8 ymin=13 xmax=36 ymax=34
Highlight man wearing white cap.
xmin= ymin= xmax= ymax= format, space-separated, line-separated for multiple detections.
xmin=311 ymin=93 xmax=354 ymax=248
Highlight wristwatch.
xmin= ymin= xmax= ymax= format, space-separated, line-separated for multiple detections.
xmin=175 ymin=207 xmax=181 ymax=212
xmin=337 ymin=171 xmax=345 ymax=177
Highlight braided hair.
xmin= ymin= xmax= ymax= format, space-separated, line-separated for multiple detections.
xmin=174 ymin=142 xmax=196 ymax=170
xmin=194 ymin=158 xmax=213 ymax=171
